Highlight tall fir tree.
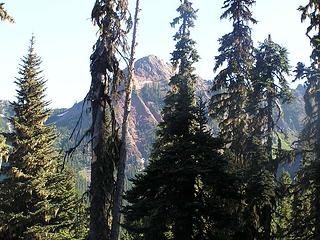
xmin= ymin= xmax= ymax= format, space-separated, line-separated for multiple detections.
xmin=125 ymin=1 xmax=199 ymax=238
xmin=293 ymin=2 xmax=320 ymax=239
xmin=209 ymin=1 xmax=258 ymax=237
xmin=210 ymin=0 xmax=257 ymax=164
xmin=290 ymin=168 xmax=313 ymax=239
xmin=250 ymin=36 xmax=292 ymax=170
xmin=0 ymin=37 xmax=87 ymax=239
xmin=271 ymin=171 xmax=293 ymax=239
xmin=246 ymin=36 xmax=292 ymax=239
xmin=124 ymin=1 xmax=234 ymax=239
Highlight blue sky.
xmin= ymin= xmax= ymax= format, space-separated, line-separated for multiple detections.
xmin=0 ymin=0 xmax=310 ymax=108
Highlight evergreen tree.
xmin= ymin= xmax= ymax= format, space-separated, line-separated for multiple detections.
xmin=0 ymin=2 xmax=14 ymax=23
xmin=210 ymin=0 xmax=257 ymax=164
xmin=192 ymin=99 xmax=237 ymax=239
xmin=124 ymin=1 xmax=233 ymax=239
xmin=250 ymin=36 xmax=292 ymax=169
xmin=126 ymin=1 xmax=199 ymax=238
xmin=290 ymin=168 xmax=313 ymax=239
xmin=271 ymin=171 xmax=293 ymax=239
xmin=209 ymin=1 xmax=258 ymax=237
xmin=240 ymin=138 xmax=274 ymax=239
xmin=246 ymin=36 xmax=291 ymax=240
xmin=293 ymin=2 xmax=320 ymax=239
xmin=0 ymin=37 xmax=86 ymax=239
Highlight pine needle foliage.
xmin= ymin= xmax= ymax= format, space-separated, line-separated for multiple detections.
xmin=292 ymin=2 xmax=320 ymax=239
xmin=124 ymin=1 xmax=235 ymax=239
xmin=250 ymin=37 xmax=292 ymax=147
xmin=0 ymin=37 xmax=87 ymax=239
xmin=244 ymin=37 xmax=292 ymax=240
xmin=210 ymin=0 xmax=257 ymax=164
xmin=271 ymin=171 xmax=293 ymax=239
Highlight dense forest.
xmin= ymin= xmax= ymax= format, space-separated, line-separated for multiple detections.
xmin=1 ymin=0 xmax=320 ymax=239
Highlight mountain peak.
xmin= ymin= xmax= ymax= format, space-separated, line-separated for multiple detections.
xmin=134 ymin=55 xmax=173 ymax=89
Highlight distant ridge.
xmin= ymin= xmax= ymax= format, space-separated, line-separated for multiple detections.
xmin=0 ymin=55 xmax=306 ymax=177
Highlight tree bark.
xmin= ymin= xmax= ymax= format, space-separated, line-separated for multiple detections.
xmin=88 ymin=73 xmax=116 ymax=240
xmin=111 ymin=1 xmax=141 ymax=239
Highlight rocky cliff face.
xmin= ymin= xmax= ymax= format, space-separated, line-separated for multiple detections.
xmin=0 ymin=55 xmax=306 ymax=178
xmin=133 ymin=55 xmax=173 ymax=90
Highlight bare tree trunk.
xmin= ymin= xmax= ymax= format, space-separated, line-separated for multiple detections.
xmin=88 ymin=73 xmax=109 ymax=239
xmin=111 ymin=1 xmax=141 ymax=239
xmin=88 ymin=72 xmax=116 ymax=240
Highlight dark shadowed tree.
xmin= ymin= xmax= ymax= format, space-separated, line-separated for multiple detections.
xmin=87 ymin=0 xmax=131 ymax=239
xmin=247 ymin=36 xmax=292 ymax=239
xmin=124 ymin=1 xmax=234 ymax=239
xmin=209 ymin=1 xmax=258 ymax=237
xmin=250 ymin=36 xmax=291 ymax=171
xmin=291 ymin=2 xmax=320 ymax=239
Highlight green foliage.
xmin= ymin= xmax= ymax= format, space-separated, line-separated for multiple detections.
xmin=210 ymin=0 xmax=257 ymax=162
xmin=290 ymin=177 xmax=313 ymax=239
xmin=249 ymin=36 xmax=292 ymax=165
xmin=124 ymin=2 xmax=236 ymax=239
xmin=242 ymin=37 xmax=292 ymax=240
xmin=0 ymin=37 xmax=88 ymax=239
xmin=292 ymin=1 xmax=320 ymax=238
xmin=271 ymin=171 xmax=293 ymax=239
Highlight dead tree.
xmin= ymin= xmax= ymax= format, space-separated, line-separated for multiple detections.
xmin=88 ymin=1 xmax=130 ymax=239
xmin=111 ymin=0 xmax=141 ymax=239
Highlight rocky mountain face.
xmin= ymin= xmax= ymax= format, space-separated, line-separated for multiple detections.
xmin=133 ymin=55 xmax=173 ymax=90
xmin=0 ymin=55 xmax=307 ymax=180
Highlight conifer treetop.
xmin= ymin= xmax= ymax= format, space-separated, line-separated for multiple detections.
xmin=10 ymin=35 xmax=55 ymax=175
xmin=299 ymin=1 xmax=320 ymax=67
xmin=170 ymin=0 xmax=199 ymax=74
xmin=220 ymin=0 xmax=257 ymax=23
xmin=161 ymin=0 xmax=199 ymax=139
xmin=210 ymin=0 xmax=257 ymax=162
xmin=214 ymin=0 xmax=256 ymax=80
